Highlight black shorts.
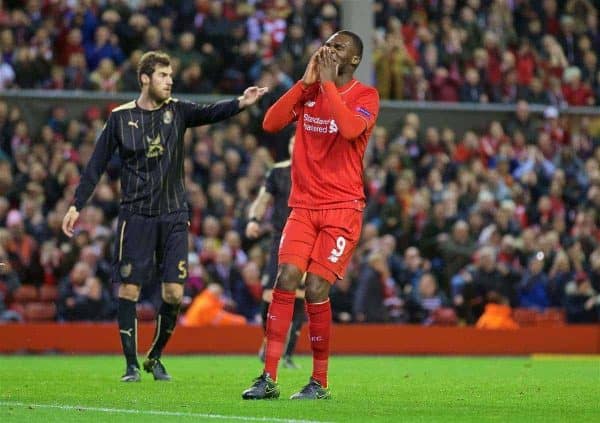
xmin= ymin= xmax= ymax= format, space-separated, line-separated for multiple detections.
xmin=261 ymin=233 xmax=281 ymax=290
xmin=113 ymin=209 xmax=189 ymax=285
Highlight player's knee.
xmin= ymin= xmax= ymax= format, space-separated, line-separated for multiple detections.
xmin=118 ymin=283 xmax=140 ymax=301
xmin=162 ymin=283 xmax=183 ymax=304
xmin=275 ymin=264 xmax=302 ymax=292
xmin=304 ymin=275 xmax=330 ymax=303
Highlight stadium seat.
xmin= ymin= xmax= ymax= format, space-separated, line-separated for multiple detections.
xmin=13 ymin=285 xmax=39 ymax=303
xmin=535 ymin=308 xmax=566 ymax=327
xmin=24 ymin=302 xmax=57 ymax=322
xmin=39 ymin=285 xmax=59 ymax=302
xmin=136 ymin=303 xmax=156 ymax=321
xmin=430 ymin=308 xmax=458 ymax=326
xmin=9 ymin=302 xmax=25 ymax=318
xmin=512 ymin=308 xmax=539 ymax=327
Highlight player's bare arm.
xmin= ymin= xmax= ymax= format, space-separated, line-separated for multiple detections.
xmin=246 ymin=187 xmax=273 ymax=239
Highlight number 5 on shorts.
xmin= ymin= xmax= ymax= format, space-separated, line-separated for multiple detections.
xmin=328 ymin=237 xmax=346 ymax=263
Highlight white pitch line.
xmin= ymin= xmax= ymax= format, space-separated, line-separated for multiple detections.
xmin=0 ymin=401 xmax=332 ymax=423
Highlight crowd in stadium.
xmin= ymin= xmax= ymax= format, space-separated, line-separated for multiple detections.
xmin=0 ymin=0 xmax=599 ymax=326
xmin=0 ymin=0 xmax=599 ymax=105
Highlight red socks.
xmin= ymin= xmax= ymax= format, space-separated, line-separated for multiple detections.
xmin=307 ymin=300 xmax=331 ymax=388
xmin=264 ymin=290 xmax=332 ymax=388
xmin=263 ymin=288 xmax=296 ymax=380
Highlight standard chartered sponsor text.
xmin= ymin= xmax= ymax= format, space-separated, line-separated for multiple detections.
xmin=303 ymin=114 xmax=331 ymax=133
xmin=304 ymin=123 xmax=329 ymax=133
xmin=304 ymin=114 xmax=331 ymax=125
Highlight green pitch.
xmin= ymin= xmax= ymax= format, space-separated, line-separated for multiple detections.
xmin=1 ymin=355 xmax=598 ymax=422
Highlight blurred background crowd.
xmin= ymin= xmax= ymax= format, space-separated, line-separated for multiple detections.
xmin=1 ymin=0 xmax=599 ymax=326
xmin=0 ymin=0 xmax=598 ymax=105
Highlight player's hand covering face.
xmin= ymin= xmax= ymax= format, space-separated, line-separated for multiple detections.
xmin=302 ymin=47 xmax=324 ymax=86
xmin=317 ymin=48 xmax=339 ymax=82
xmin=238 ymin=86 xmax=269 ymax=107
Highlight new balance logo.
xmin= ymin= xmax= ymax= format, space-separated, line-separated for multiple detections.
xmin=120 ymin=328 xmax=133 ymax=337
xmin=304 ymin=100 xmax=316 ymax=107
xmin=268 ymin=313 xmax=276 ymax=320
xmin=310 ymin=336 xmax=323 ymax=342
xmin=128 ymin=120 xmax=139 ymax=129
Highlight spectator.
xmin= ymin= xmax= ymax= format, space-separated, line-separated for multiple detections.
xmin=354 ymin=251 xmax=391 ymax=323
xmin=547 ymin=250 xmax=573 ymax=307
xmin=88 ymin=58 xmax=120 ymax=92
xmin=475 ymin=293 xmax=519 ymax=329
xmin=182 ymin=283 xmax=246 ymax=326
xmin=460 ymin=67 xmax=486 ymax=103
xmin=0 ymin=244 xmax=20 ymax=295
xmin=504 ymin=100 xmax=539 ymax=144
xmin=84 ymin=25 xmax=125 ymax=71
xmin=5 ymin=210 xmax=43 ymax=285
xmin=404 ymin=273 xmax=450 ymax=324
xmin=0 ymin=54 xmax=14 ymax=89
xmin=562 ymin=66 xmax=595 ymax=105
xmin=564 ymin=271 xmax=600 ymax=323
xmin=57 ymin=263 xmax=111 ymax=321
xmin=441 ymin=220 xmax=476 ymax=287
xmin=397 ymin=246 xmax=429 ymax=295
xmin=519 ymin=253 xmax=550 ymax=310
xmin=330 ymin=277 xmax=354 ymax=323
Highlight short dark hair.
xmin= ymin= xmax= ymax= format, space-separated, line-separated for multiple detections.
xmin=337 ymin=30 xmax=363 ymax=63
xmin=137 ymin=51 xmax=171 ymax=88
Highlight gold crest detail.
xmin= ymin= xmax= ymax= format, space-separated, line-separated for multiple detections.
xmin=146 ymin=135 xmax=164 ymax=158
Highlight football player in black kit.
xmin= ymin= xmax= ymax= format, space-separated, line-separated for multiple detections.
xmin=245 ymin=136 xmax=305 ymax=369
xmin=62 ymin=51 xmax=268 ymax=382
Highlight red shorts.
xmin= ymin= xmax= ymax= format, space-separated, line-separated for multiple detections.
xmin=279 ymin=207 xmax=363 ymax=283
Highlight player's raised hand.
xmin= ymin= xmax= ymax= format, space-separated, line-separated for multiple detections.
xmin=302 ymin=47 xmax=323 ymax=86
xmin=245 ymin=221 xmax=260 ymax=239
xmin=62 ymin=206 xmax=80 ymax=238
xmin=238 ymin=86 xmax=269 ymax=108
xmin=318 ymin=48 xmax=338 ymax=83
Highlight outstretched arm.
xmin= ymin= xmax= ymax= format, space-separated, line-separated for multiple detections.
xmin=183 ymin=86 xmax=268 ymax=128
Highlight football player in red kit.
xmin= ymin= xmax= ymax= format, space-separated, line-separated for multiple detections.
xmin=242 ymin=30 xmax=379 ymax=400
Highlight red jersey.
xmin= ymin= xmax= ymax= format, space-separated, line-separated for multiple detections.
xmin=263 ymin=79 xmax=379 ymax=210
